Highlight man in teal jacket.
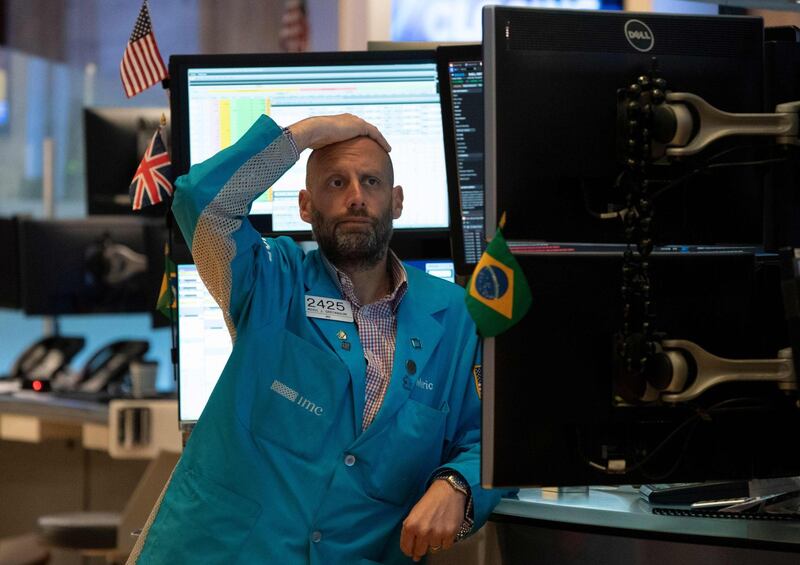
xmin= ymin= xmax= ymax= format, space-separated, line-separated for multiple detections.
xmin=129 ymin=113 xmax=502 ymax=564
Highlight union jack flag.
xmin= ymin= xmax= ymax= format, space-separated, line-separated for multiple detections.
xmin=120 ymin=0 xmax=168 ymax=98
xmin=130 ymin=127 xmax=173 ymax=210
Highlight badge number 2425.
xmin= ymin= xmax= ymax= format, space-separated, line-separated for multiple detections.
xmin=304 ymin=295 xmax=354 ymax=322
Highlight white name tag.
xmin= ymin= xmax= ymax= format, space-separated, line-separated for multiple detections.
xmin=305 ymin=295 xmax=354 ymax=322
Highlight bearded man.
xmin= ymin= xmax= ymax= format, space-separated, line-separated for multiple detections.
xmin=128 ymin=113 xmax=501 ymax=565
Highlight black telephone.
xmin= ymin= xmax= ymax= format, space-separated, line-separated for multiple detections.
xmin=3 ymin=336 xmax=86 ymax=391
xmin=6 ymin=337 xmax=149 ymax=396
xmin=75 ymin=339 xmax=149 ymax=394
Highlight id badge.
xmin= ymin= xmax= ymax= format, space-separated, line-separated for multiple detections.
xmin=305 ymin=295 xmax=354 ymax=322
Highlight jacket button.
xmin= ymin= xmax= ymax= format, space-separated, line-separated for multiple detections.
xmin=344 ymin=454 xmax=356 ymax=466
xmin=311 ymin=531 xmax=322 ymax=543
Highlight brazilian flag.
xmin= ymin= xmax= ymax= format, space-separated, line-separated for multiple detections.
xmin=156 ymin=248 xmax=177 ymax=320
xmin=465 ymin=216 xmax=532 ymax=337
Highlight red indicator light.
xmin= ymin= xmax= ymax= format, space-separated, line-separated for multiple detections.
xmin=32 ymin=380 xmax=43 ymax=392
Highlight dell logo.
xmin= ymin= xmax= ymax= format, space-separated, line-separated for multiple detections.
xmin=624 ymin=19 xmax=654 ymax=52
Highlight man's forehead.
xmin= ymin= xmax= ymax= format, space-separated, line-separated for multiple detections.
xmin=313 ymin=136 xmax=388 ymax=165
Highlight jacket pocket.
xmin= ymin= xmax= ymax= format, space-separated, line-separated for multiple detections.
xmin=141 ymin=467 xmax=261 ymax=562
xmin=362 ymin=399 xmax=449 ymax=507
xmin=250 ymin=329 xmax=350 ymax=460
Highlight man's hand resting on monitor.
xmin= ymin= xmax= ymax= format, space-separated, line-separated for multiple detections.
xmin=287 ymin=113 xmax=391 ymax=153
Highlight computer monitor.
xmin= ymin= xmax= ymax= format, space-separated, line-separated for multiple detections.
xmin=169 ymin=51 xmax=451 ymax=259
xmin=481 ymin=7 xmax=800 ymax=487
xmin=483 ymin=8 xmax=765 ymax=246
xmin=0 ymin=216 xmax=21 ymax=309
xmin=18 ymin=216 xmax=157 ymax=315
xmin=83 ymin=107 xmax=170 ymax=217
xmin=405 ymin=259 xmax=457 ymax=284
xmin=176 ymin=263 xmax=232 ymax=425
xmin=437 ymin=44 xmax=484 ymax=277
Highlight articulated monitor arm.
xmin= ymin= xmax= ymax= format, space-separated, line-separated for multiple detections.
xmin=655 ymin=339 xmax=796 ymax=403
xmin=652 ymin=93 xmax=800 ymax=158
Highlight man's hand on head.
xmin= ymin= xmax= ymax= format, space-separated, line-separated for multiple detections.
xmin=287 ymin=114 xmax=391 ymax=153
xmin=399 ymin=479 xmax=467 ymax=562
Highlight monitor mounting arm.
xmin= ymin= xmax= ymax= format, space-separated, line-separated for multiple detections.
xmin=650 ymin=339 xmax=796 ymax=403
xmin=651 ymin=93 xmax=800 ymax=158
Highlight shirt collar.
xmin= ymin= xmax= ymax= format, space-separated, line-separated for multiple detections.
xmin=320 ymin=249 xmax=408 ymax=312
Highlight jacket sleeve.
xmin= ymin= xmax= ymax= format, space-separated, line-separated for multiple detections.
xmin=431 ymin=322 xmax=513 ymax=535
xmin=171 ymin=114 xmax=300 ymax=341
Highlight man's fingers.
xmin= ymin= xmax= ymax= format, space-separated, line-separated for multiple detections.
xmin=411 ymin=533 xmax=430 ymax=562
xmin=440 ymin=534 xmax=456 ymax=551
xmin=362 ymin=122 xmax=391 ymax=152
xmin=288 ymin=114 xmax=391 ymax=152
xmin=399 ymin=524 xmax=415 ymax=558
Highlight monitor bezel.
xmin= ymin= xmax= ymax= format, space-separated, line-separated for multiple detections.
xmin=168 ymin=50 xmax=452 ymax=241
xmin=436 ymin=44 xmax=483 ymax=278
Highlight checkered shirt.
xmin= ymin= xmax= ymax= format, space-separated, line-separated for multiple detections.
xmin=322 ymin=251 xmax=408 ymax=430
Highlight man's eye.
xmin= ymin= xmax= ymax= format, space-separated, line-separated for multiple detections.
xmin=329 ymin=178 xmax=344 ymax=188
xmin=365 ymin=177 xmax=380 ymax=186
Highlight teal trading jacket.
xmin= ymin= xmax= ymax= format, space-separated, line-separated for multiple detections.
xmin=129 ymin=115 xmax=502 ymax=564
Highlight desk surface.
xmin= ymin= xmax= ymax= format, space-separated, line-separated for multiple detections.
xmin=0 ymin=392 xmax=108 ymax=424
xmin=494 ymin=486 xmax=800 ymax=550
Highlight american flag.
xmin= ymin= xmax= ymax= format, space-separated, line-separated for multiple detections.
xmin=120 ymin=0 xmax=169 ymax=98
xmin=279 ymin=0 xmax=309 ymax=53
xmin=130 ymin=127 xmax=173 ymax=210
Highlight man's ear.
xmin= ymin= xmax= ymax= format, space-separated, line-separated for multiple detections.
xmin=299 ymin=189 xmax=313 ymax=224
xmin=392 ymin=185 xmax=404 ymax=220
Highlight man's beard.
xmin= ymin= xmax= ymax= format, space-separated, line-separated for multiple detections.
xmin=311 ymin=206 xmax=393 ymax=271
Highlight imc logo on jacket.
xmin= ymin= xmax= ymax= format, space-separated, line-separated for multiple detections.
xmin=270 ymin=379 xmax=324 ymax=416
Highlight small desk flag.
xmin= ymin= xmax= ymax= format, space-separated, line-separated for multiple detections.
xmin=156 ymin=248 xmax=177 ymax=320
xmin=465 ymin=214 xmax=532 ymax=337
xmin=129 ymin=125 xmax=173 ymax=210
xmin=120 ymin=0 xmax=169 ymax=98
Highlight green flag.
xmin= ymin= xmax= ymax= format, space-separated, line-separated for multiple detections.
xmin=156 ymin=250 xmax=177 ymax=320
xmin=465 ymin=219 xmax=532 ymax=337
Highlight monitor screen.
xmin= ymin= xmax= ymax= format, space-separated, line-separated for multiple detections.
xmin=437 ymin=45 xmax=484 ymax=276
xmin=405 ymin=259 xmax=457 ymax=283
xmin=177 ymin=263 xmax=232 ymax=424
xmin=17 ymin=217 xmax=158 ymax=315
xmin=84 ymin=107 xmax=170 ymax=217
xmin=481 ymin=7 xmax=800 ymax=488
xmin=170 ymin=51 xmax=450 ymax=234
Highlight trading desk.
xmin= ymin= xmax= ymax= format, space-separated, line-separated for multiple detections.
xmin=0 ymin=391 xmax=109 ymax=447
xmin=0 ymin=392 xmax=180 ymax=557
xmin=492 ymin=487 xmax=800 ymax=565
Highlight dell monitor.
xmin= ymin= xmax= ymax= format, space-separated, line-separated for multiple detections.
xmin=84 ymin=107 xmax=170 ymax=217
xmin=484 ymin=8 xmax=765 ymax=246
xmin=481 ymin=7 xmax=800 ymax=488
xmin=437 ymin=44 xmax=484 ymax=277
xmin=169 ymin=50 xmax=452 ymax=260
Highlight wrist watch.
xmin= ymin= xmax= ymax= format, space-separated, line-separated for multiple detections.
xmin=433 ymin=470 xmax=474 ymax=540
xmin=437 ymin=472 xmax=469 ymax=498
